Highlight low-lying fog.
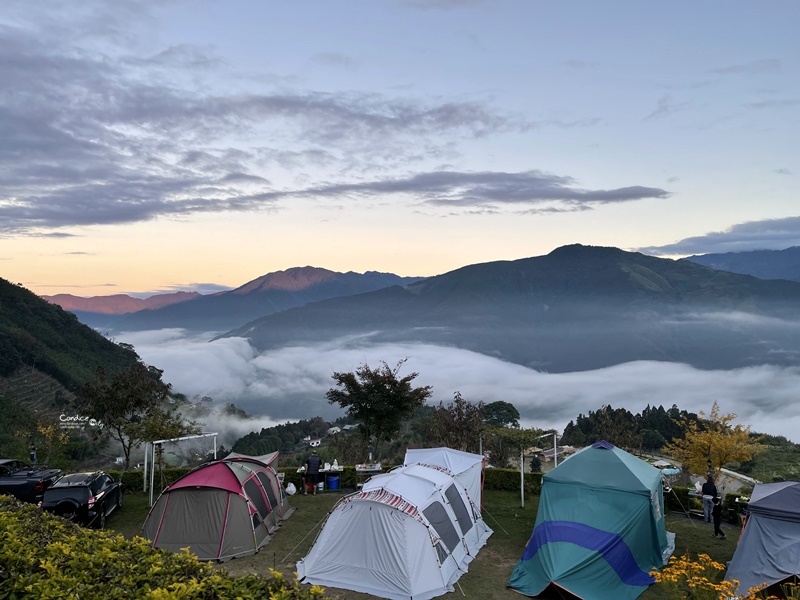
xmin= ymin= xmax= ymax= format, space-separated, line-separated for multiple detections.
xmin=116 ymin=328 xmax=800 ymax=444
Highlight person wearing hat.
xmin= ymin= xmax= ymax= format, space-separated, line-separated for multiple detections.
xmin=304 ymin=450 xmax=322 ymax=496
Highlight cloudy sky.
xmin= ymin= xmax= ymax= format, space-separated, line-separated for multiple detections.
xmin=3 ymin=1 xmax=799 ymax=297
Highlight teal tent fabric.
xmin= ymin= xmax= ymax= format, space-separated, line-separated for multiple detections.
xmin=508 ymin=441 xmax=669 ymax=600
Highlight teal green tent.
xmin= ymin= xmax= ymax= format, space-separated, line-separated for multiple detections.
xmin=508 ymin=441 xmax=671 ymax=600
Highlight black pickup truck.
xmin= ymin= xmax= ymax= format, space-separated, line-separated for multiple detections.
xmin=0 ymin=459 xmax=62 ymax=504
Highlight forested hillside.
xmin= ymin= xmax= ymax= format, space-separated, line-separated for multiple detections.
xmin=0 ymin=278 xmax=139 ymax=389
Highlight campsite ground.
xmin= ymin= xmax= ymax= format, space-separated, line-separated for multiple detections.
xmin=109 ymin=489 xmax=739 ymax=599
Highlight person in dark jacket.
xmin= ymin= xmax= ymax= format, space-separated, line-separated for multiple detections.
xmin=701 ymin=477 xmax=717 ymax=523
xmin=711 ymin=496 xmax=726 ymax=539
xmin=304 ymin=450 xmax=322 ymax=496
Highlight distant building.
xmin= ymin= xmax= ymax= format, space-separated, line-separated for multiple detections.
xmin=342 ymin=424 xmax=358 ymax=431
xmin=327 ymin=427 xmax=341 ymax=435
xmin=309 ymin=438 xmax=322 ymax=447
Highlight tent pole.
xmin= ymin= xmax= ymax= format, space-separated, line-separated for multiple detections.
xmin=143 ymin=443 xmax=148 ymax=493
xmin=553 ymin=431 xmax=558 ymax=468
xmin=149 ymin=443 xmax=157 ymax=507
xmin=520 ymin=446 xmax=525 ymax=508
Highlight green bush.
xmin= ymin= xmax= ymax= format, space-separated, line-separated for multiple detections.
xmin=108 ymin=468 xmax=189 ymax=493
xmin=665 ymin=485 xmax=691 ymax=513
xmin=0 ymin=495 xmax=329 ymax=599
xmin=484 ymin=468 xmax=543 ymax=494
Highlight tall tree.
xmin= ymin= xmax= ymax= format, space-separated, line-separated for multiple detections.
xmin=326 ymin=359 xmax=432 ymax=456
xmin=664 ymin=401 xmax=765 ymax=480
xmin=81 ymin=362 xmax=198 ymax=470
xmin=429 ymin=391 xmax=485 ymax=453
xmin=483 ymin=401 xmax=520 ymax=428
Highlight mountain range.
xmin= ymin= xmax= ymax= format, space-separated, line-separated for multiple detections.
xmin=34 ymin=244 xmax=800 ymax=374
xmin=45 ymin=268 xmax=423 ymax=333
xmin=218 ymin=244 xmax=800 ymax=373
xmin=42 ymin=291 xmax=200 ymax=315
xmin=682 ymin=246 xmax=800 ymax=282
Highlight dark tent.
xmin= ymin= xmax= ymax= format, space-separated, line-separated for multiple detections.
xmin=726 ymin=481 xmax=800 ymax=594
xmin=142 ymin=454 xmax=292 ymax=561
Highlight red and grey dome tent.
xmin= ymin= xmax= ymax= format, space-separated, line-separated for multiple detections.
xmin=142 ymin=453 xmax=292 ymax=561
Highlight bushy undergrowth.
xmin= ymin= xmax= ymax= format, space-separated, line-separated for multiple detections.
xmin=113 ymin=466 xmax=543 ymax=496
xmin=0 ymin=495 xmax=328 ymax=599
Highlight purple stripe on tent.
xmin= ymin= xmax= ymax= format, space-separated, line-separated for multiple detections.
xmin=592 ymin=440 xmax=615 ymax=450
xmin=522 ymin=521 xmax=654 ymax=587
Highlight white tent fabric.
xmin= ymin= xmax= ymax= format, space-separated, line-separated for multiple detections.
xmin=404 ymin=447 xmax=485 ymax=509
xmin=224 ymin=451 xmax=279 ymax=466
xmin=297 ymin=452 xmax=492 ymax=600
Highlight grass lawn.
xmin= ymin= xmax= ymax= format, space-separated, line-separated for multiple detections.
xmin=108 ymin=488 xmax=739 ymax=599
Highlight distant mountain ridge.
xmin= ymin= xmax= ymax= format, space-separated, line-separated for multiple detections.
xmin=219 ymin=244 xmax=800 ymax=373
xmin=57 ymin=267 xmax=424 ymax=333
xmin=43 ymin=291 xmax=200 ymax=315
xmin=683 ymin=246 xmax=800 ymax=282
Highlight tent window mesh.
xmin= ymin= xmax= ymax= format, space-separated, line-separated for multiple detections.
xmin=257 ymin=472 xmax=278 ymax=510
xmin=445 ymin=484 xmax=473 ymax=536
xmin=423 ymin=501 xmax=460 ymax=553
xmin=435 ymin=541 xmax=449 ymax=564
xmin=244 ymin=478 xmax=270 ymax=518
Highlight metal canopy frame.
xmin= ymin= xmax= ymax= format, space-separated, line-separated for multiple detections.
xmin=144 ymin=432 xmax=218 ymax=506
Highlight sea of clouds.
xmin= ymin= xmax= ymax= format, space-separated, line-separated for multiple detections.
xmin=114 ymin=328 xmax=800 ymax=445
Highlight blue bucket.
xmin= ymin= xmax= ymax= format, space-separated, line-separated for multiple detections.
xmin=326 ymin=474 xmax=339 ymax=490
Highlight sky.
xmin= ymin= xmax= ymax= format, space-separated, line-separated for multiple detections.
xmin=2 ymin=0 xmax=799 ymax=297
xmin=4 ymin=2 xmax=800 ymax=443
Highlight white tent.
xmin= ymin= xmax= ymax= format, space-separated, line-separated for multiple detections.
xmin=404 ymin=447 xmax=485 ymax=509
xmin=297 ymin=448 xmax=492 ymax=600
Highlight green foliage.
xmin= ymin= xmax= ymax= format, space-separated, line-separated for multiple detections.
xmin=665 ymin=401 xmax=765 ymax=479
xmin=484 ymin=468 xmax=543 ymax=494
xmin=231 ymin=417 xmax=337 ymax=456
xmin=0 ymin=278 xmax=139 ymax=388
xmin=0 ymin=494 xmax=329 ymax=599
xmin=560 ymin=404 xmax=700 ymax=451
xmin=0 ymin=390 xmax=36 ymax=458
xmin=424 ymin=391 xmax=484 ymax=453
xmin=81 ymin=363 xmax=199 ymax=470
xmin=326 ymin=359 xmax=432 ymax=452
xmin=107 ymin=468 xmax=193 ymax=494
xmin=483 ymin=400 xmax=520 ymax=428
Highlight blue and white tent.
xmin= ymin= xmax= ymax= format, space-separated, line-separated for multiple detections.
xmin=508 ymin=441 xmax=673 ymax=600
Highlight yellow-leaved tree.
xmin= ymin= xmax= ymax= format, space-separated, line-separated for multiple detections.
xmin=664 ymin=401 xmax=765 ymax=479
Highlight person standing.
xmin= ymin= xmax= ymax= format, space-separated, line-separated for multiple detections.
xmin=701 ymin=476 xmax=717 ymax=523
xmin=711 ymin=496 xmax=726 ymax=539
xmin=305 ymin=450 xmax=322 ymax=496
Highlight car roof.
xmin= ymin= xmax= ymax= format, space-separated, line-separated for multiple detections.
xmin=0 ymin=459 xmax=21 ymax=466
xmin=50 ymin=472 xmax=104 ymax=487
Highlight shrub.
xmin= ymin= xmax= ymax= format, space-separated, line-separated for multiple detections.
xmin=651 ymin=551 xmax=782 ymax=600
xmin=484 ymin=468 xmax=543 ymax=494
xmin=0 ymin=495 xmax=329 ymax=599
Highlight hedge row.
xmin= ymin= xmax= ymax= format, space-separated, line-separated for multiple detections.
xmin=110 ymin=466 xmax=544 ymax=495
xmin=0 ymin=495 xmax=328 ymax=599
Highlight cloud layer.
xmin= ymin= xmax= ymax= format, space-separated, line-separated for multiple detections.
xmin=118 ymin=329 xmax=800 ymax=444
xmin=640 ymin=216 xmax=800 ymax=255
xmin=0 ymin=4 xmax=668 ymax=237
